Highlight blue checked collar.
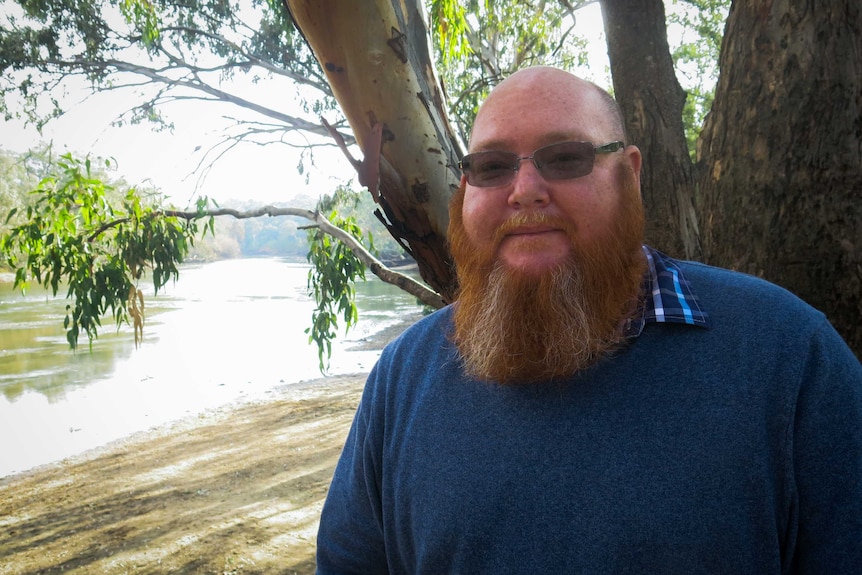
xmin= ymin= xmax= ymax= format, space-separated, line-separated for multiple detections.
xmin=624 ymin=246 xmax=711 ymax=338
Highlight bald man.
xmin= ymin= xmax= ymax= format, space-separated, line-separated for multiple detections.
xmin=315 ymin=67 xmax=862 ymax=574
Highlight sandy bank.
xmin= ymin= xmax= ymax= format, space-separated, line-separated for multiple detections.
xmin=0 ymin=372 xmax=368 ymax=574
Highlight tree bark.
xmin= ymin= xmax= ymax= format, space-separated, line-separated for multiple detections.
xmin=698 ymin=0 xmax=862 ymax=355
xmin=601 ymin=0 xmax=701 ymax=260
xmin=283 ymin=0 xmax=462 ymax=302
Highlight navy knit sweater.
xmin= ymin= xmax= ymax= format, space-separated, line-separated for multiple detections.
xmin=317 ymin=259 xmax=862 ymax=574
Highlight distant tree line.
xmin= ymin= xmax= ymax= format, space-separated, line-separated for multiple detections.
xmin=188 ymin=191 xmax=410 ymax=265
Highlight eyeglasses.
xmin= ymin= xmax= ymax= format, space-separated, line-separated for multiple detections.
xmin=459 ymin=140 xmax=625 ymax=188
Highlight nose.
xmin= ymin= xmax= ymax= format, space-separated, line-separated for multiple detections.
xmin=508 ymin=158 xmax=550 ymax=208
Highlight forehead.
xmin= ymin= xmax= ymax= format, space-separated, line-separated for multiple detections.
xmin=469 ymin=73 xmax=611 ymax=152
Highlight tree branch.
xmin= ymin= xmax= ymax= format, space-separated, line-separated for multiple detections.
xmin=103 ymin=58 xmax=349 ymax=141
xmin=34 ymin=55 xmax=354 ymax=146
xmin=176 ymin=206 xmax=446 ymax=309
xmin=158 ymin=25 xmax=333 ymax=94
xmin=89 ymin=205 xmax=446 ymax=309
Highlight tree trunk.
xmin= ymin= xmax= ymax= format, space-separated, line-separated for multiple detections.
xmin=601 ymin=0 xmax=701 ymax=260
xmin=698 ymin=0 xmax=862 ymax=355
xmin=284 ymin=0 xmax=461 ymax=302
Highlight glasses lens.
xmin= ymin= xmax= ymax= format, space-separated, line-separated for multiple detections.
xmin=463 ymin=151 xmax=518 ymax=187
xmin=533 ymin=141 xmax=595 ymax=180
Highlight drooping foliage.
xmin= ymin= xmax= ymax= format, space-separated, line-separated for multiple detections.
xmin=304 ymin=187 xmax=375 ymax=372
xmin=0 ymin=147 xmax=415 ymax=367
xmin=0 ymin=152 xmax=213 ymax=349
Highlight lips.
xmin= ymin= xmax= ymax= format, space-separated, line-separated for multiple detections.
xmin=506 ymin=225 xmax=562 ymax=236
xmin=493 ymin=213 xmax=572 ymax=246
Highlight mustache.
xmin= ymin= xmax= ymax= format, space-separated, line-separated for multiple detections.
xmin=493 ymin=212 xmax=576 ymax=244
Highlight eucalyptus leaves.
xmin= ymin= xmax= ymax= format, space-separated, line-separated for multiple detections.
xmin=0 ymin=153 xmax=209 ymax=350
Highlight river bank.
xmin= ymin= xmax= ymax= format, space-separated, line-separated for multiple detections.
xmin=1 ymin=256 xmax=426 ymax=478
xmin=0 ymin=371 xmax=366 ymax=575
xmin=0 ymin=305 xmax=426 ymax=574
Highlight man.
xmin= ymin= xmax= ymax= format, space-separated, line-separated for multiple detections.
xmin=316 ymin=67 xmax=862 ymax=574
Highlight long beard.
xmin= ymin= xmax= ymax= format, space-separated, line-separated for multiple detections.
xmin=448 ymin=168 xmax=646 ymax=385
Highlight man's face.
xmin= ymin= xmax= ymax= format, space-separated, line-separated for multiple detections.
xmin=460 ymin=71 xmax=642 ymax=277
xmin=448 ymin=68 xmax=647 ymax=384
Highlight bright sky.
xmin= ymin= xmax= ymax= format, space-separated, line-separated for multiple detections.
xmin=0 ymin=3 xmax=609 ymax=208
xmin=1 ymin=79 xmax=357 ymax=207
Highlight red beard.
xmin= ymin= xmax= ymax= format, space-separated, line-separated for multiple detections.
xmin=448 ymin=165 xmax=646 ymax=385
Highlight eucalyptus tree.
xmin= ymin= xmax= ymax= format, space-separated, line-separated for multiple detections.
xmin=257 ymin=0 xmax=862 ymax=354
xmin=2 ymin=0 xmax=860 ymax=356
xmin=0 ymin=0 xmax=604 ymax=350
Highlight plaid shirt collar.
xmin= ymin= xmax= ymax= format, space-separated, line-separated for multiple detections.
xmin=624 ymin=246 xmax=711 ymax=338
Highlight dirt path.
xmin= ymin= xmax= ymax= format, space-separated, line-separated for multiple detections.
xmin=0 ymin=374 xmax=367 ymax=575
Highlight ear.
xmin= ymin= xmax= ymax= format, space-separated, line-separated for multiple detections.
xmin=625 ymin=145 xmax=643 ymax=190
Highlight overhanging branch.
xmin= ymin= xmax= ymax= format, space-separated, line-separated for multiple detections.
xmin=90 ymin=205 xmax=446 ymax=310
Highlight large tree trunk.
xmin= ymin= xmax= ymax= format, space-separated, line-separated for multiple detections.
xmin=284 ymin=0 xmax=461 ymax=302
xmin=698 ymin=0 xmax=862 ymax=355
xmin=601 ymin=0 xmax=701 ymax=260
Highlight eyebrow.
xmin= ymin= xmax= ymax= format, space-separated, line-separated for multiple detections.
xmin=469 ymin=131 xmax=591 ymax=153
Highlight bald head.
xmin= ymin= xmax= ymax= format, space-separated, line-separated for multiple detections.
xmin=470 ymin=67 xmax=627 ymax=151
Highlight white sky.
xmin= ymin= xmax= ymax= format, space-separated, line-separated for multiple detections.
xmin=1 ymin=80 xmax=357 ymax=207
xmin=0 ymin=3 xmax=609 ymax=207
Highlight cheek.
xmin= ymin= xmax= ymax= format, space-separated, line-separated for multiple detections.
xmin=460 ymin=188 xmax=497 ymax=242
xmin=555 ymin=181 xmax=619 ymax=241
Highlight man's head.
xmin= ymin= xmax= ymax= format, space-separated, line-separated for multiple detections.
xmin=448 ymin=66 xmax=647 ymax=384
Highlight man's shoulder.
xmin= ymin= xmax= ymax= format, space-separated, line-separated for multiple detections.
xmin=379 ymin=305 xmax=454 ymax=359
xmin=395 ymin=305 xmax=453 ymax=338
xmin=672 ymin=257 xmax=822 ymax=318
xmin=664 ymin=261 xmax=831 ymax=343
xmin=364 ymin=305 xmax=462 ymax=404
xmin=675 ymin=258 xmax=778 ymax=289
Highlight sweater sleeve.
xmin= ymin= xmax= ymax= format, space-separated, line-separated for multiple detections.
xmin=316 ymin=365 xmax=388 ymax=575
xmin=791 ymin=318 xmax=862 ymax=573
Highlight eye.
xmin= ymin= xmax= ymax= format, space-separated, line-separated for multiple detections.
xmin=470 ymin=152 xmax=515 ymax=181
xmin=543 ymin=150 xmax=584 ymax=169
xmin=536 ymin=142 xmax=593 ymax=178
xmin=474 ymin=158 xmax=511 ymax=175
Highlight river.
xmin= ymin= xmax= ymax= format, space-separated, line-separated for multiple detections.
xmin=0 ymin=257 xmax=424 ymax=478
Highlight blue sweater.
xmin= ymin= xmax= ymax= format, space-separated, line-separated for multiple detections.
xmin=316 ymin=260 xmax=862 ymax=574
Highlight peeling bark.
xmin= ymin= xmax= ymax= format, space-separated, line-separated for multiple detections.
xmin=284 ymin=0 xmax=463 ymax=302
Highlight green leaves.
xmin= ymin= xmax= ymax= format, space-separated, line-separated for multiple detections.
xmin=667 ymin=0 xmax=730 ymax=158
xmin=430 ymin=0 xmax=472 ymax=63
xmin=429 ymin=0 xmax=591 ymax=142
xmin=1 ymin=0 xmax=329 ymax=137
xmin=0 ymin=152 xmax=206 ymax=350
xmin=305 ymin=187 xmax=373 ymax=373
xmin=119 ymin=0 xmax=161 ymax=49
